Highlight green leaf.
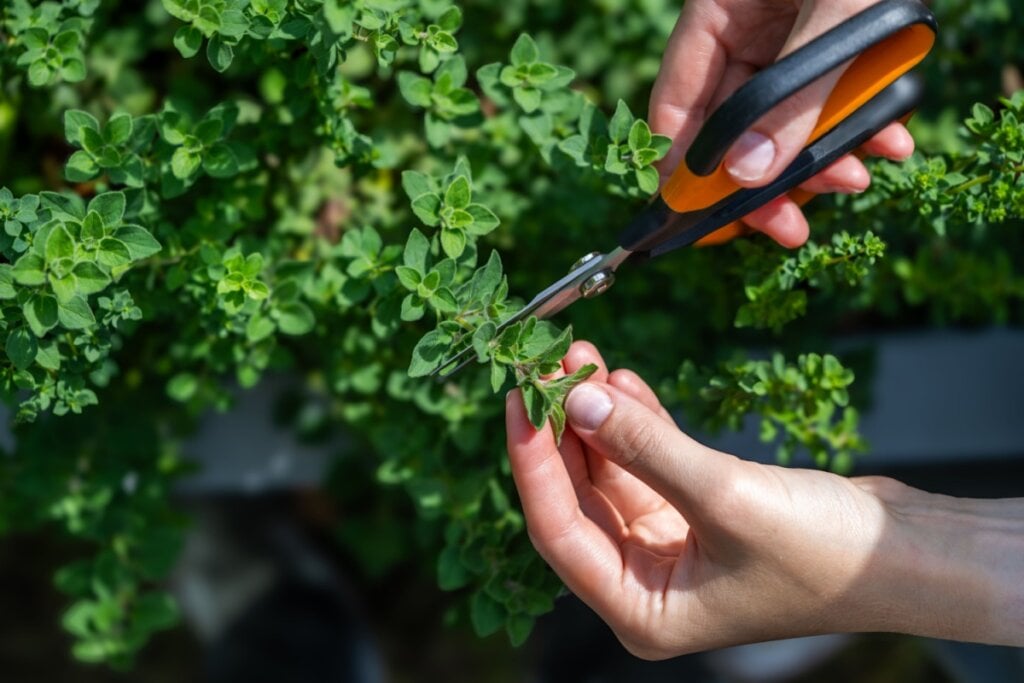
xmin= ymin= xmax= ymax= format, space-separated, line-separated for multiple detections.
xmin=246 ymin=313 xmax=276 ymax=342
xmin=447 ymin=208 xmax=473 ymax=229
xmin=650 ymin=134 xmax=673 ymax=159
xmin=437 ymin=6 xmax=462 ymax=31
xmin=45 ymin=224 xmax=75 ymax=263
xmin=408 ymin=328 xmax=452 ymax=377
xmin=206 ymin=35 xmax=234 ymax=72
xmin=105 ymin=113 xmax=133 ymax=145
xmin=633 ymin=148 xmax=660 ymax=167
xmin=12 ymin=253 xmax=46 ymax=286
xmin=420 ymin=269 xmax=441 ymax=294
xmin=628 ymin=119 xmax=652 ymax=152
xmin=64 ymin=110 xmax=100 ymax=147
xmin=218 ymin=9 xmax=249 ymax=38
xmin=440 ymin=227 xmax=466 ymax=258
xmin=636 ymin=166 xmax=660 ymax=194
xmin=115 ymin=225 xmax=162 ymax=260
xmin=467 ymin=250 xmax=503 ymax=303
xmin=6 ymin=328 xmax=38 ymax=370
xmin=472 ymin=321 xmax=497 ymax=361
xmin=61 ymin=59 xmax=86 ymax=83
xmin=242 ymin=253 xmax=264 ymax=278
xmin=24 ymin=295 xmax=58 ymax=337
xmin=444 ymin=176 xmax=471 ymax=209
xmin=173 ymin=25 xmax=203 ymax=58
xmin=509 ymin=34 xmax=539 ymax=66
xmin=203 ymin=143 xmax=239 ymax=178
xmin=54 ymin=31 xmax=79 ymax=55
xmin=167 ymin=373 xmax=198 ymax=401
xmin=604 ymin=146 xmax=628 ymax=175
xmin=526 ymin=62 xmax=557 ymax=84
xmin=115 ymin=155 xmax=145 ymax=188
xmin=276 ymin=302 xmax=315 ymax=335
xmin=21 ymin=28 xmax=48 ymax=51
xmin=403 ymin=228 xmax=430 ymax=272
xmin=133 ymin=592 xmax=180 ymax=632
xmin=81 ymin=211 xmax=104 ymax=241
xmin=429 ymin=287 xmax=457 ymax=313
xmin=411 ymin=193 xmax=442 ymax=226
xmin=28 ymin=60 xmax=52 ymax=87
xmin=470 ymin=591 xmax=506 ymax=637
xmin=194 ymin=118 xmax=224 ymax=145
xmin=512 ymin=87 xmax=541 ymax=113
xmin=437 ymin=545 xmax=470 ymax=590
xmin=88 ymin=192 xmax=126 ymax=228
xmin=506 ymin=614 xmax=534 ymax=647
xmin=40 ymin=191 xmax=85 ymax=221
xmin=171 ymin=147 xmax=202 ymax=179
xmin=429 ymin=31 xmax=458 ymax=53
xmin=0 ymin=265 xmax=16 ymax=299
xmin=530 ymin=323 xmax=573 ymax=365
xmin=49 ymin=273 xmax=77 ymax=303
xmin=65 ymin=150 xmax=99 ymax=182
xmin=437 ymin=56 xmax=468 ymax=89
xmin=559 ymin=134 xmax=588 ymax=162
xmin=35 ymin=340 xmax=61 ymax=371
xmin=395 ymin=265 xmax=422 ymax=290
xmin=521 ymin=383 xmax=550 ymax=430
xmin=72 ymin=262 xmax=111 ymax=294
xmin=490 ymin=360 xmax=506 ymax=393
xmin=80 ymin=126 xmax=104 ymax=154
xmin=399 ymin=293 xmax=425 ymax=321
xmin=398 ymin=72 xmax=433 ymax=108
xmin=160 ymin=112 xmax=187 ymax=145
xmin=608 ymin=100 xmax=634 ymax=144
xmin=424 ymin=112 xmax=451 ymax=148
xmin=466 ymin=204 xmax=500 ymax=235
xmin=57 ymin=295 xmax=95 ymax=330
xmin=401 ymin=171 xmax=433 ymax=201
xmin=97 ymin=238 xmax=132 ymax=268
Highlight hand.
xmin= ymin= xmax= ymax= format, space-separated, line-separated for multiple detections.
xmin=650 ymin=0 xmax=916 ymax=248
xmin=506 ymin=341 xmax=1024 ymax=657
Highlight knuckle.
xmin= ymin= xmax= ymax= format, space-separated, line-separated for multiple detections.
xmin=850 ymin=474 xmax=909 ymax=501
xmin=701 ymin=463 xmax=761 ymax=529
xmin=615 ymin=630 xmax=677 ymax=661
xmin=608 ymin=417 xmax=665 ymax=473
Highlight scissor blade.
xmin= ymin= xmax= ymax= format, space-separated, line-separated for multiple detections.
xmin=427 ymin=306 xmax=531 ymax=380
xmin=428 ymin=247 xmax=632 ymax=380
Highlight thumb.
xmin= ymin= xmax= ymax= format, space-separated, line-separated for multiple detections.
xmin=723 ymin=0 xmax=869 ymax=187
xmin=564 ymin=382 xmax=740 ymax=524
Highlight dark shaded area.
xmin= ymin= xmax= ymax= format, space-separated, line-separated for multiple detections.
xmin=3 ymin=446 xmax=1020 ymax=682
xmin=0 ymin=533 xmax=201 ymax=683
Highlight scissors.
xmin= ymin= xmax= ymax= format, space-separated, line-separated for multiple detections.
xmin=432 ymin=0 xmax=937 ymax=379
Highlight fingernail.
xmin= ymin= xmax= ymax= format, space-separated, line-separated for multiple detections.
xmin=565 ymin=383 xmax=613 ymax=431
xmin=725 ymin=131 xmax=776 ymax=182
xmin=825 ymin=184 xmax=863 ymax=195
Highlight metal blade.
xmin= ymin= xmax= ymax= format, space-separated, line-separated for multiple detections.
xmin=428 ymin=247 xmax=631 ymax=380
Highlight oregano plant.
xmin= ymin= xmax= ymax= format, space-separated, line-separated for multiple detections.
xmin=0 ymin=0 xmax=1021 ymax=669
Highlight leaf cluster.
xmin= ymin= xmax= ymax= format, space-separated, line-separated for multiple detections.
xmin=673 ymin=353 xmax=864 ymax=472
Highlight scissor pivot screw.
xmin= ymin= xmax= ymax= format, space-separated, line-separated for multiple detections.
xmin=571 ymin=252 xmax=602 ymax=272
xmin=580 ymin=270 xmax=614 ymax=298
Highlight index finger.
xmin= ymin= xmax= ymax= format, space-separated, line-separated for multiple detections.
xmin=505 ymin=390 xmax=625 ymax=611
xmin=648 ymin=1 xmax=728 ymax=174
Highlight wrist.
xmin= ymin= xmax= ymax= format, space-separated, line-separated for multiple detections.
xmin=872 ymin=488 xmax=1024 ymax=645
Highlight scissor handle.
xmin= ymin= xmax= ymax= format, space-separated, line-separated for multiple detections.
xmin=620 ymin=0 xmax=937 ymax=254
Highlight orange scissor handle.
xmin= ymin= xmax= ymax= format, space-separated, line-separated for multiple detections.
xmin=655 ymin=0 xmax=936 ymax=246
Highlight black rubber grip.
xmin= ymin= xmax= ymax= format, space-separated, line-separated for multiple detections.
xmin=619 ymin=73 xmax=924 ymax=256
xmin=684 ymin=0 xmax=937 ymax=177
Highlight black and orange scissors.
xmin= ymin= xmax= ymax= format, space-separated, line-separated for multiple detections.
xmin=433 ymin=0 xmax=936 ymax=378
